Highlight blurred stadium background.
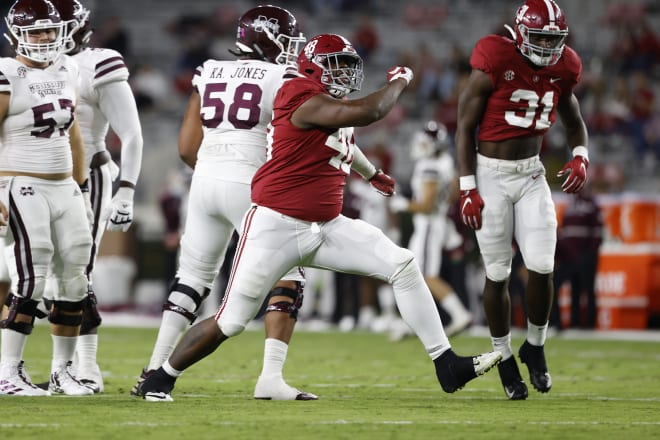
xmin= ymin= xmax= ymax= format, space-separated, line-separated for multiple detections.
xmin=1 ymin=0 xmax=658 ymax=331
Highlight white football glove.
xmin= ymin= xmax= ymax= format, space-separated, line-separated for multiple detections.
xmin=389 ymin=195 xmax=409 ymax=213
xmin=107 ymin=187 xmax=134 ymax=232
xmin=386 ymin=66 xmax=414 ymax=86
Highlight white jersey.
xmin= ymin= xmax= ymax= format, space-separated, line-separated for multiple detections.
xmin=192 ymin=59 xmax=295 ymax=184
xmin=72 ymin=47 xmax=129 ymax=165
xmin=408 ymin=152 xmax=457 ymax=276
xmin=410 ymin=153 xmax=455 ymax=218
xmin=0 ymin=55 xmax=79 ymax=174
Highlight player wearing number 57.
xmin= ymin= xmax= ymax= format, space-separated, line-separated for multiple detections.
xmin=455 ymin=0 xmax=589 ymax=400
xmin=0 ymin=0 xmax=94 ymax=396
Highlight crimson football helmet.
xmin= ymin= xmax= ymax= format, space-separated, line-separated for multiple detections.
xmin=410 ymin=120 xmax=449 ymax=160
xmin=50 ymin=0 xmax=92 ymax=54
xmin=297 ymin=34 xmax=363 ymax=98
xmin=230 ymin=5 xmax=306 ymax=66
xmin=510 ymin=0 xmax=568 ymax=66
xmin=4 ymin=0 xmax=65 ymax=63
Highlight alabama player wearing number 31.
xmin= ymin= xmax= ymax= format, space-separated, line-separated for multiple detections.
xmin=138 ymin=33 xmax=501 ymax=402
xmin=456 ymin=0 xmax=589 ymax=400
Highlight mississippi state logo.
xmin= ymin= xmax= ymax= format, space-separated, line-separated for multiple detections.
xmin=19 ymin=186 xmax=34 ymax=196
xmin=253 ymin=15 xmax=280 ymax=34
xmin=504 ymin=70 xmax=515 ymax=81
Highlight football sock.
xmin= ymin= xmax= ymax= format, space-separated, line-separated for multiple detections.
xmin=491 ymin=334 xmax=513 ymax=360
xmin=148 ymin=311 xmax=189 ymax=370
xmin=526 ymin=320 xmax=548 ymax=346
xmin=0 ymin=329 xmax=27 ymax=365
xmin=51 ymin=335 xmax=77 ymax=371
xmin=76 ymin=334 xmax=98 ymax=368
xmin=259 ymin=338 xmax=287 ymax=378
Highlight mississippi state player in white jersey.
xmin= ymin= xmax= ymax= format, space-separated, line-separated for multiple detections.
xmin=47 ymin=0 xmax=143 ymax=393
xmin=0 ymin=0 xmax=94 ymax=396
xmin=456 ymin=0 xmax=589 ymax=400
xmin=389 ymin=121 xmax=472 ymax=337
xmin=133 ymin=5 xmax=315 ymax=401
xmin=138 ymin=34 xmax=502 ymax=402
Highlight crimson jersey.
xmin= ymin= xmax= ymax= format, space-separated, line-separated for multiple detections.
xmin=252 ymin=76 xmax=356 ymax=222
xmin=471 ymin=35 xmax=582 ymax=142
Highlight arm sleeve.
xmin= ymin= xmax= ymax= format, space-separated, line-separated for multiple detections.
xmin=351 ymin=145 xmax=377 ymax=180
xmin=97 ymin=80 xmax=143 ymax=185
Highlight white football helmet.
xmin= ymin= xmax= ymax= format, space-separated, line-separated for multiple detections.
xmin=4 ymin=0 xmax=65 ymax=63
xmin=410 ymin=120 xmax=449 ymax=160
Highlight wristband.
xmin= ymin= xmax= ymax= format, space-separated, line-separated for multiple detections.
xmin=79 ymin=178 xmax=89 ymax=193
xmin=459 ymin=175 xmax=477 ymax=191
xmin=572 ymin=146 xmax=589 ymax=161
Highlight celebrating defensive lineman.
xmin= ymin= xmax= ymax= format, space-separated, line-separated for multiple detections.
xmin=138 ymin=33 xmax=501 ymax=402
xmin=0 ymin=0 xmax=93 ymax=396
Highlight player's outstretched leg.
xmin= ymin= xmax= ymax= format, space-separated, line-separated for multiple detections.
xmin=434 ymin=349 xmax=502 ymax=393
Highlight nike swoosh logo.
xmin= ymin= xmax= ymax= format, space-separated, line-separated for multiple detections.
xmin=531 ymin=174 xmax=542 ymax=180
xmin=550 ymin=77 xmax=561 ymax=83
xmin=462 ymin=198 xmax=472 ymax=211
xmin=505 ymin=387 xmax=516 ymax=399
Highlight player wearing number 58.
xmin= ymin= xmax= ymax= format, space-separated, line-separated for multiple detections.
xmin=455 ymin=0 xmax=589 ymax=400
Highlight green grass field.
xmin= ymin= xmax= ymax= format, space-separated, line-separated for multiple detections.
xmin=1 ymin=325 xmax=658 ymax=440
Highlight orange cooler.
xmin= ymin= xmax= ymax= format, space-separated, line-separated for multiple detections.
xmin=619 ymin=193 xmax=660 ymax=243
xmin=596 ymin=193 xmax=622 ymax=242
xmin=595 ymin=243 xmax=660 ymax=329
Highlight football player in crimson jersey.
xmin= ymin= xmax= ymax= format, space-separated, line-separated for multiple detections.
xmin=455 ymin=0 xmax=589 ymax=400
xmin=46 ymin=0 xmax=144 ymax=394
xmin=138 ymin=33 xmax=502 ymax=402
xmin=133 ymin=5 xmax=317 ymax=401
xmin=0 ymin=0 xmax=94 ymax=396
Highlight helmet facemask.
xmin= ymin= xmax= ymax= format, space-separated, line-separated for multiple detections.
xmin=517 ymin=24 xmax=567 ymax=66
xmin=5 ymin=18 xmax=65 ymax=63
xmin=64 ymin=7 xmax=91 ymax=54
xmin=272 ymin=30 xmax=306 ymax=65
xmin=315 ymin=52 xmax=363 ymax=98
xmin=410 ymin=121 xmax=449 ymax=160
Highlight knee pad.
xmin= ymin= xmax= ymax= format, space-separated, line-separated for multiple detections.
xmin=0 ymin=293 xmax=38 ymax=334
xmin=390 ymin=249 xmax=419 ymax=290
xmin=162 ymin=279 xmax=211 ymax=324
xmin=484 ymin=261 xmax=511 ymax=282
xmin=48 ymin=299 xmax=84 ymax=326
xmin=524 ymin=254 xmax=554 ymax=275
xmin=59 ymin=273 xmax=89 ymax=303
xmin=257 ymin=282 xmax=304 ymax=320
xmin=217 ymin=318 xmax=245 ymax=338
xmin=80 ymin=287 xmax=103 ymax=334
xmin=59 ymin=240 xmax=93 ymax=302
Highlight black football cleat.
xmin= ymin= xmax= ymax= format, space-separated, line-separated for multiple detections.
xmin=130 ymin=367 xmax=155 ymax=397
xmin=139 ymin=368 xmax=176 ymax=402
xmin=435 ymin=349 xmax=502 ymax=393
xmin=519 ymin=341 xmax=552 ymax=393
xmin=497 ymin=356 xmax=528 ymax=400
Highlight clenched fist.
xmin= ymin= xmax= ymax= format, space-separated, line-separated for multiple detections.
xmin=387 ymin=66 xmax=413 ymax=85
xmin=369 ymin=169 xmax=396 ymax=197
